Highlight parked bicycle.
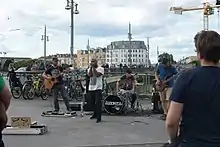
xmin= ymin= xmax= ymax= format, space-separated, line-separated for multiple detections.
xmin=22 ymin=74 xmax=43 ymax=100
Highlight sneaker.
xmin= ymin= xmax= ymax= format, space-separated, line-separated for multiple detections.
xmin=90 ymin=115 xmax=96 ymax=119
xmin=160 ymin=114 xmax=167 ymax=121
xmin=96 ymin=119 xmax=101 ymax=123
xmin=65 ymin=111 xmax=76 ymax=116
xmin=51 ymin=111 xmax=59 ymax=115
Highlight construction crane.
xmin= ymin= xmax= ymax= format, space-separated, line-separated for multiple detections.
xmin=170 ymin=1 xmax=220 ymax=30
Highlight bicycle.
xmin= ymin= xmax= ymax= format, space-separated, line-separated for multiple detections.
xmin=68 ymin=75 xmax=85 ymax=101
xmin=22 ymin=74 xmax=43 ymax=100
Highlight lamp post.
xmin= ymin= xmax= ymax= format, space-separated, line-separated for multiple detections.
xmin=41 ymin=25 xmax=49 ymax=68
xmin=65 ymin=0 xmax=79 ymax=69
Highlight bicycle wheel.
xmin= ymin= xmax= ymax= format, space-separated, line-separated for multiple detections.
xmin=40 ymin=85 xmax=49 ymax=100
xmin=68 ymin=85 xmax=74 ymax=101
xmin=11 ymin=86 xmax=22 ymax=99
xmin=26 ymin=85 xmax=35 ymax=100
xmin=74 ymin=86 xmax=83 ymax=101
xmin=22 ymin=83 xmax=30 ymax=100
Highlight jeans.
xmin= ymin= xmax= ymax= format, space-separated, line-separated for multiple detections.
xmin=52 ymin=84 xmax=70 ymax=111
xmin=89 ymin=90 xmax=102 ymax=121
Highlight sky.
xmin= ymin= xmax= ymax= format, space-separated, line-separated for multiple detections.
xmin=0 ymin=0 xmax=219 ymax=63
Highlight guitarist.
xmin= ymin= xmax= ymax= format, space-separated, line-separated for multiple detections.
xmin=42 ymin=57 xmax=71 ymax=114
xmin=155 ymin=58 xmax=177 ymax=120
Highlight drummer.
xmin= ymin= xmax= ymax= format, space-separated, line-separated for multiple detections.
xmin=116 ymin=69 xmax=137 ymax=108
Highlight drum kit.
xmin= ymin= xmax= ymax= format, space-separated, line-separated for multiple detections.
xmin=103 ymin=89 xmax=142 ymax=115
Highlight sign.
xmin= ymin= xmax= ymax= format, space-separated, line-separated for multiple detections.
xmin=11 ymin=117 xmax=31 ymax=128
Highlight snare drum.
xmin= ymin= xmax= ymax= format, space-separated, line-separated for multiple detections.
xmin=103 ymin=95 xmax=124 ymax=115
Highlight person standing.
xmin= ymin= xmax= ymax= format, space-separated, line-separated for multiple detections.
xmin=0 ymin=75 xmax=12 ymax=147
xmin=42 ymin=57 xmax=71 ymax=114
xmin=87 ymin=58 xmax=104 ymax=123
xmin=166 ymin=30 xmax=220 ymax=147
xmin=155 ymin=58 xmax=177 ymax=120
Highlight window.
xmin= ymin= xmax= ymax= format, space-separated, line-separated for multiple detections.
xmin=139 ymin=55 xmax=141 ymax=57
xmin=121 ymin=59 xmax=123 ymax=62
xmin=133 ymin=59 xmax=135 ymax=62
xmin=107 ymin=59 xmax=109 ymax=62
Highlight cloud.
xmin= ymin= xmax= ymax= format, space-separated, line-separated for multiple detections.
xmin=0 ymin=0 xmax=218 ymax=63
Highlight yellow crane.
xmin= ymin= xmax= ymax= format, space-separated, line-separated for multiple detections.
xmin=170 ymin=1 xmax=220 ymax=30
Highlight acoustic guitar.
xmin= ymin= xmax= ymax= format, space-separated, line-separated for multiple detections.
xmin=44 ymin=78 xmax=59 ymax=90
xmin=155 ymin=73 xmax=180 ymax=92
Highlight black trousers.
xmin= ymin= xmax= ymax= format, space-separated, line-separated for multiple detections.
xmin=52 ymin=84 xmax=70 ymax=111
xmin=89 ymin=90 xmax=102 ymax=120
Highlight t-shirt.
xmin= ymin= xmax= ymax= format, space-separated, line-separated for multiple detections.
xmin=156 ymin=64 xmax=177 ymax=87
xmin=119 ymin=75 xmax=135 ymax=90
xmin=88 ymin=66 xmax=104 ymax=91
xmin=0 ymin=76 xmax=5 ymax=92
xmin=170 ymin=66 xmax=220 ymax=147
xmin=45 ymin=65 xmax=63 ymax=84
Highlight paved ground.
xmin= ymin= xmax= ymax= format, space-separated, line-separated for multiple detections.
xmin=2 ymin=78 xmax=167 ymax=147
xmin=3 ymin=98 xmax=168 ymax=147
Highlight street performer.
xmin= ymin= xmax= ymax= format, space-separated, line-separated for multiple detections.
xmin=116 ymin=69 xmax=137 ymax=108
xmin=155 ymin=58 xmax=177 ymax=120
xmin=42 ymin=57 xmax=71 ymax=114
xmin=87 ymin=58 xmax=104 ymax=123
xmin=166 ymin=30 xmax=220 ymax=147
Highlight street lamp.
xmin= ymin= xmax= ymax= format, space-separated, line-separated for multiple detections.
xmin=41 ymin=25 xmax=49 ymax=68
xmin=65 ymin=0 xmax=79 ymax=69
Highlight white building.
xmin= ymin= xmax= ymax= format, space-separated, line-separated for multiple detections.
xmin=106 ymin=41 xmax=149 ymax=67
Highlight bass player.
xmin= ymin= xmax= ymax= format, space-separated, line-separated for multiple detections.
xmin=155 ymin=58 xmax=177 ymax=120
xmin=42 ymin=57 xmax=71 ymax=114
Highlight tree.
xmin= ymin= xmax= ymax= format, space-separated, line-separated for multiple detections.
xmin=61 ymin=64 xmax=70 ymax=69
xmin=3 ymin=59 xmax=13 ymax=71
xmin=190 ymin=60 xmax=200 ymax=67
xmin=158 ymin=52 xmax=175 ymax=63
xmin=13 ymin=59 xmax=37 ymax=69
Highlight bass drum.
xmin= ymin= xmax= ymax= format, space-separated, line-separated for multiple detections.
xmin=104 ymin=95 xmax=124 ymax=115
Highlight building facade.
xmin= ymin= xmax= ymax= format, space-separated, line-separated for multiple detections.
xmin=179 ymin=56 xmax=197 ymax=64
xmin=76 ymin=50 xmax=89 ymax=69
xmin=89 ymin=47 xmax=106 ymax=66
xmin=106 ymin=41 xmax=149 ymax=67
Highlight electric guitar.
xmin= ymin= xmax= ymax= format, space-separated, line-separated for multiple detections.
xmin=44 ymin=77 xmax=59 ymax=90
xmin=155 ymin=73 xmax=180 ymax=92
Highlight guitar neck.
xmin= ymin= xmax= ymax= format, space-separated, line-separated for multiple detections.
xmin=164 ymin=73 xmax=179 ymax=83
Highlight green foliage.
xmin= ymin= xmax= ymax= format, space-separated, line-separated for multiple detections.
xmin=61 ymin=64 xmax=70 ymax=69
xmin=13 ymin=59 xmax=37 ymax=69
xmin=158 ymin=52 xmax=175 ymax=63
xmin=191 ymin=60 xmax=200 ymax=66
xmin=3 ymin=59 xmax=13 ymax=71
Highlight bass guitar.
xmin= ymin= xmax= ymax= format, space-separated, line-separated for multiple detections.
xmin=155 ymin=73 xmax=180 ymax=92
xmin=44 ymin=78 xmax=59 ymax=90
